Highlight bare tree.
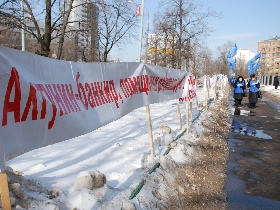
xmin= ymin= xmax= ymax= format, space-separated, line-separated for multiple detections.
xmin=96 ymin=0 xmax=137 ymax=62
xmin=151 ymin=0 xmax=220 ymax=70
xmin=193 ymin=45 xmax=214 ymax=76
xmin=150 ymin=14 xmax=179 ymax=68
xmin=57 ymin=0 xmax=74 ymax=59
xmin=0 ymin=0 xmax=77 ymax=57
xmin=215 ymin=40 xmax=236 ymax=76
xmin=59 ymin=1 xmax=99 ymax=62
xmin=236 ymin=57 xmax=248 ymax=78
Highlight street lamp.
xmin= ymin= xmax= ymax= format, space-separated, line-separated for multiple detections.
xmin=1 ymin=0 xmax=25 ymax=51
xmin=139 ymin=0 xmax=144 ymax=62
xmin=128 ymin=0 xmax=145 ymax=62
xmin=21 ymin=0 xmax=25 ymax=51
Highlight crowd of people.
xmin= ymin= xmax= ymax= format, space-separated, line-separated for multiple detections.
xmin=229 ymin=73 xmax=261 ymax=108
xmin=229 ymin=73 xmax=279 ymax=109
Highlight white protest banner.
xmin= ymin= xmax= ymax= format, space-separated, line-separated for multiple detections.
xmin=187 ymin=75 xmax=197 ymax=102
xmin=203 ymin=75 xmax=211 ymax=92
xmin=0 ymin=46 xmax=188 ymax=171
xmin=178 ymin=75 xmax=197 ymax=104
xmin=216 ymin=74 xmax=224 ymax=86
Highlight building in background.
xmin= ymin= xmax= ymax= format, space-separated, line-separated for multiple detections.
xmin=258 ymin=36 xmax=280 ymax=75
xmin=230 ymin=48 xmax=255 ymax=77
xmin=147 ymin=33 xmax=176 ymax=55
xmin=147 ymin=33 xmax=178 ymax=66
xmin=0 ymin=18 xmax=45 ymax=52
xmin=0 ymin=0 xmax=99 ymax=61
xmin=236 ymin=49 xmax=255 ymax=62
xmin=63 ymin=0 xmax=99 ymax=61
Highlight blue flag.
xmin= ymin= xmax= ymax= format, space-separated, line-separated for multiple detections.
xmin=247 ymin=52 xmax=262 ymax=75
xmin=227 ymin=44 xmax=237 ymax=70
xmin=230 ymin=72 xmax=236 ymax=78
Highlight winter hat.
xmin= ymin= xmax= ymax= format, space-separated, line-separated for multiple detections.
xmin=237 ymin=75 xmax=244 ymax=81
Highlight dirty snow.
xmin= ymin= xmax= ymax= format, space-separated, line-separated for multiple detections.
xmin=3 ymin=82 xmax=279 ymax=210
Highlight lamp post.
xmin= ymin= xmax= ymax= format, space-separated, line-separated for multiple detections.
xmin=138 ymin=0 xmax=144 ymax=62
xmin=144 ymin=17 xmax=149 ymax=63
xmin=21 ymin=0 xmax=25 ymax=51
xmin=128 ymin=0 xmax=145 ymax=62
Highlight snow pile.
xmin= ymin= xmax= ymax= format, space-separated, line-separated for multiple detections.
xmin=6 ymin=81 xmax=279 ymax=209
xmin=2 ymin=84 xmax=219 ymax=209
xmin=261 ymin=84 xmax=280 ymax=98
xmin=74 ymin=170 xmax=106 ymax=191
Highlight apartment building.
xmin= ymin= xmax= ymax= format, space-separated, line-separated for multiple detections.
xmin=63 ymin=0 xmax=99 ymax=61
xmin=236 ymin=49 xmax=255 ymax=62
xmin=258 ymin=36 xmax=280 ymax=75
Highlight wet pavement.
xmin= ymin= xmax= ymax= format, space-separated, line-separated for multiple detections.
xmin=227 ymin=91 xmax=280 ymax=210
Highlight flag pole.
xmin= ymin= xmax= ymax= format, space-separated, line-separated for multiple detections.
xmin=186 ymin=98 xmax=190 ymax=134
xmin=145 ymin=105 xmax=155 ymax=158
xmin=177 ymin=104 xmax=183 ymax=130
xmin=189 ymin=101 xmax=192 ymax=122
xmin=195 ymin=74 xmax=199 ymax=110
xmin=186 ymin=78 xmax=190 ymax=134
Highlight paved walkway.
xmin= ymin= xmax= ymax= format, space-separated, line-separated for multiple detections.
xmin=226 ymin=90 xmax=280 ymax=210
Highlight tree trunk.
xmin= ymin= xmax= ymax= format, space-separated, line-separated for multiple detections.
xmin=103 ymin=51 xmax=108 ymax=62
xmin=178 ymin=0 xmax=183 ymax=69
xmin=41 ymin=0 xmax=52 ymax=57
xmin=57 ymin=0 xmax=74 ymax=60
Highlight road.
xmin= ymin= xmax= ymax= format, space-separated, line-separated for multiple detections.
xmin=226 ymin=90 xmax=280 ymax=210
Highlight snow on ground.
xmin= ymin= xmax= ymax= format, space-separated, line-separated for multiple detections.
xmin=260 ymin=84 xmax=280 ymax=111
xmin=261 ymin=84 xmax=280 ymax=97
xmin=261 ymin=85 xmax=280 ymax=98
xmin=3 ymin=83 xmax=280 ymax=210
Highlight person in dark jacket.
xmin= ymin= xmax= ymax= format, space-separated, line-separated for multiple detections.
xmin=233 ymin=75 xmax=246 ymax=106
xmin=247 ymin=74 xmax=260 ymax=108
xmin=273 ymin=73 xmax=279 ymax=89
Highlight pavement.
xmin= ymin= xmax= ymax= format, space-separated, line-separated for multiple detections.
xmin=226 ymin=90 xmax=280 ymax=210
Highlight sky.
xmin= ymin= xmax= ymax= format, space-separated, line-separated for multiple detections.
xmin=110 ymin=0 xmax=280 ymax=62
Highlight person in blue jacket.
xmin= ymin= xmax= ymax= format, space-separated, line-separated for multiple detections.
xmin=233 ymin=75 xmax=246 ymax=106
xmin=247 ymin=74 xmax=260 ymax=108
xmin=230 ymin=77 xmax=236 ymax=86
